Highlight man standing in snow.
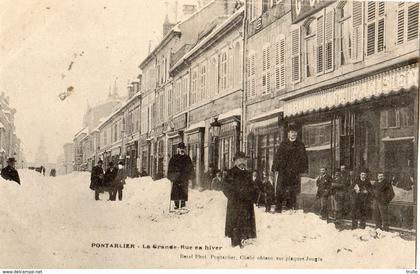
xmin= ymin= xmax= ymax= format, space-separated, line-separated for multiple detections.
xmin=1 ymin=157 xmax=20 ymax=185
xmin=223 ymin=152 xmax=259 ymax=248
xmin=90 ymin=160 xmax=104 ymax=201
xmin=316 ymin=167 xmax=332 ymax=220
xmin=110 ymin=161 xmax=127 ymax=201
xmin=371 ymin=172 xmax=395 ymax=231
xmin=167 ymin=142 xmax=194 ymax=209
xmin=350 ymin=169 xmax=372 ymax=229
xmin=272 ymin=123 xmax=308 ymax=212
xmin=104 ymin=162 xmax=118 ymax=200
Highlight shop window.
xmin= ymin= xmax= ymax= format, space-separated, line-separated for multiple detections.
xmin=380 ymin=108 xmax=401 ymax=128
xmin=302 ymin=123 xmax=332 ymax=148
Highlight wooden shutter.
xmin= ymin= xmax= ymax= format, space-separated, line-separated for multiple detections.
xmin=316 ymin=15 xmax=324 ymax=74
xmin=366 ymin=1 xmax=376 ymax=56
xmin=246 ymin=56 xmax=251 ymax=99
xmin=325 ymin=8 xmax=335 ymax=72
xmin=407 ymin=3 xmax=419 ymax=41
xmin=251 ymin=53 xmax=256 ymax=97
xmin=291 ymin=26 xmax=301 ymax=83
xmin=397 ymin=2 xmax=405 ymax=45
xmin=280 ymin=38 xmax=285 ymax=88
xmin=377 ymin=2 xmax=385 ymax=53
xmin=352 ymin=1 xmax=364 ymax=62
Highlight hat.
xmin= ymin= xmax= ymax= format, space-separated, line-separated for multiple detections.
xmin=7 ymin=157 xmax=16 ymax=163
xmin=118 ymin=161 xmax=125 ymax=166
xmin=177 ymin=142 xmax=186 ymax=149
xmin=109 ymin=162 xmax=114 ymax=166
xmin=233 ymin=151 xmax=247 ymax=161
xmin=97 ymin=159 xmax=103 ymax=164
xmin=360 ymin=168 xmax=369 ymax=174
xmin=287 ymin=122 xmax=298 ymax=132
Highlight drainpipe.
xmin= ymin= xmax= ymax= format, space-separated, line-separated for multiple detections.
xmin=241 ymin=0 xmax=248 ymax=153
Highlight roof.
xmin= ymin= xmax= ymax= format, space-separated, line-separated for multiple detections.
xmin=170 ymin=7 xmax=244 ymax=74
xmin=74 ymin=127 xmax=88 ymax=138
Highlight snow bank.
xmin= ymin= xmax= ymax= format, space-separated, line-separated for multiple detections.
xmin=0 ymin=170 xmax=415 ymax=268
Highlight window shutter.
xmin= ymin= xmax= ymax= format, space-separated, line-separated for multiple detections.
xmin=228 ymin=50 xmax=234 ymax=89
xmin=397 ymin=2 xmax=405 ymax=45
xmin=325 ymin=8 xmax=335 ymax=72
xmin=246 ymin=56 xmax=251 ymax=99
xmin=377 ymin=2 xmax=385 ymax=53
xmin=291 ymin=27 xmax=301 ymax=83
xmin=316 ymin=15 xmax=324 ymax=74
xmin=352 ymin=1 xmax=364 ymax=62
xmin=251 ymin=54 xmax=256 ymax=97
xmin=366 ymin=1 xmax=376 ymax=56
xmin=407 ymin=3 xmax=419 ymax=41
xmin=280 ymin=38 xmax=285 ymax=88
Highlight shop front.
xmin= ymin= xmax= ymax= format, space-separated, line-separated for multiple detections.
xmin=247 ymin=109 xmax=284 ymax=175
xmin=284 ymin=63 xmax=418 ymax=229
xmin=139 ymin=134 xmax=150 ymax=176
xmin=110 ymin=147 xmax=121 ymax=166
xmin=185 ymin=122 xmax=205 ymax=189
xmin=125 ymin=140 xmax=138 ymax=178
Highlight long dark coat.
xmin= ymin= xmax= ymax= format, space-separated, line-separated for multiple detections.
xmin=104 ymin=167 xmax=118 ymax=187
xmin=167 ymin=154 xmax=194 ymax=201
xmin=90 ymin=165 xmax=104 ymax=190
xmin=272 ymin=139 xmax=308 ymax=194
xmin=372 ymin=179 xmax=395 ymax=205
xmin=113 ymin=168 xmax=127 ymax=190
xmin=223 ymin=166 xmax=259 ymax=240
xmin=1 ymin=166 xmax=20 ymax=185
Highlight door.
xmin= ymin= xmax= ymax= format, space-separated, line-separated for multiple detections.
xmin=385 ymin=140 xmax=414 ymax=191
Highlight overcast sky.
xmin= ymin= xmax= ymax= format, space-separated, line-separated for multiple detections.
xmin=0 ymin=0 xmax=195 ymax=163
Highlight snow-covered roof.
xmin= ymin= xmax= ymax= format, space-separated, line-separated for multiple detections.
xmin=171 ymin=7 xmax=244 ymax=73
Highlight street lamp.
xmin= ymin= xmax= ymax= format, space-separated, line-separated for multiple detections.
xmin=210 ymin=118 xmax=222 ymax=170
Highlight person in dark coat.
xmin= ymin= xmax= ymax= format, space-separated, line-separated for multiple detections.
xmin=350 ymin=169 xmax=373 ymax=229
xmin=261 ymin=171 xmax=275 ymax=212
xmin=49 ymin=168 xmax=56 ymax=177
xmin=210 ymin=170 xmax=223 ymax=191
xmin=272 ymin=123 xmax=308 ymax=212
xmin=316 ymin=167 xmax=332 ymax=220
xmin=90 ymin=160 xmax=104 ymax=201
xmin=251 ymin=170 xmax=263 ymax=207
xmin=167 ymin=142 xmax=195 ymax=209
xmin=331 ymin=170 xmax=348 ymax=221
xmin=1 ymin=157 xmax=20 ymax=185
xmin=110 ymin=161 xmax=127 ymax=201
xmin=371 ymin=172 xmax=395 ymax=231
xmin=223 ymin=152 xmax=259 ymax=248
xmin=104 ymin=162 xmax=118 ymax=200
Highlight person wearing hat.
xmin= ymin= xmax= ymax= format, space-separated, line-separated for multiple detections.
xmin=104 ymin=162 xmax=118 ymax=200
xmin=223 ymin=151 xmax=259 ymax=248
xmin=272 ymin=122 xmax=308 ymax=212
xmin=350 ymin=169 xmax=373 ymax=229
xmin=167 ymin=142 xmax=195 ymax=209
xmin=1 ymin=157 xmax=20 ymax=185
xmin=110 ymin=161 xmax=127 ymax=201
xmin=90 ymin=159 xmax=104 ymax=200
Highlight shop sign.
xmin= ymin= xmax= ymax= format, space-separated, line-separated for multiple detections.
xmin=284 ymin=64 xmax=419 ymax=116
xmin=291 ymin=0 xmax=334 ymax=23
xmin=173 ymin=113 xmax=187 ymax=130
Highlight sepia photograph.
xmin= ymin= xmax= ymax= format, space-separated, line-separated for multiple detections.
xmin=0 ymin=0 xmax=418 ymax=270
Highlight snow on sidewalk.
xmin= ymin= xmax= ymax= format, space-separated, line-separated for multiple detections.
xmin=0 ymin=170 xmax=415 ymax=268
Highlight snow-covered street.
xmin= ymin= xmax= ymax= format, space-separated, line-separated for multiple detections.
xmin=0 ymin=170 xmax=415 ymax=268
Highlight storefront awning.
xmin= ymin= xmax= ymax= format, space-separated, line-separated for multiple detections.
xmin=284 ymin=64 xmax=418 ymax=117
xmin=185 ymin=121 xmax=205 ymax=133
xmin=249 ymin=107 xmax=283 ymax=123
xmin=218 ymin=108 xmax=241 ymax=123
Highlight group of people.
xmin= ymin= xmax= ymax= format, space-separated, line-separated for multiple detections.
xmin=316 ymin=166 xmax=395 ymax=231
xmin=90 ymin=160 xmax=127 ymax=201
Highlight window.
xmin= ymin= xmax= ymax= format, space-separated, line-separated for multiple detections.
xmin=400 ymin=105 xmax=415 ymax=127
xmin=304 ymin=19 xmax=316 ymax=78
xmin=262 ymin=44 xmax=271 ymax=94
xmin=275 ymin=36 xmax=286 ymax=89
xmin=366 ymin=1 xmax=385 ymax=56
xmin=200 ymin=62 xmax=207 ymax=101
xmin=182 ymin=74 xmax=189 ymax=109
xmin=302 ymin=123 xmax=332 ymax=147
xmin=191 ymin=68 xmax=198 ymax=105
xmin=324 ymin=8 xmax=335 ymax=72
xmin=220 ymin=51 xmax=228 ymax=91
xmin=167 ymin=86 xmax=173 ymax=116
xmin=247 ymin=52 xmax=256 ymax=99
xmin=233 ymin=42 xmax=241 ymax=89
xmin=209 ymin=56 xmax=218 ymax=97
xmin=380 ymin=109 xmax=400 ymax=128
xmin=397 ymin=2 xmax=419 ymax=45
xmin=338 ymin=3 xmax=352 ymax=66
xmin=250 ymin=0 xmax=263 ymax=21
xmin=316 ymin=15 xmax=324 ymax=74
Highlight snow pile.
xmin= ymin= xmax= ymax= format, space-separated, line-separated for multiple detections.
xmin=0 ymin=170 xmax=415 ymax=268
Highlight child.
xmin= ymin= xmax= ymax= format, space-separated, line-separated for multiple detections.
xmin=316 ymin=167 xmax=332 ymax=220
xmin=211 ymin=170 xmax=223 ymax=191
xmin=261 ymin=171 xmax=275 ymax=212
xmin=371 ymin=172 xmax=395 ymax=231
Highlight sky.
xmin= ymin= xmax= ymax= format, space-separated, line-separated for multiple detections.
xmin=0 ymin=0 xmax=196 ymax=163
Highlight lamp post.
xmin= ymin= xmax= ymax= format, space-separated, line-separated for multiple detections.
xmin=210 ymin=118 xmax=222 ymax=171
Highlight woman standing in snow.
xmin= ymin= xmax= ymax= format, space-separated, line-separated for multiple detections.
xmin=223 ymin=152 xmax=259 ymax=248
xmin=110 ymin=161 xmax=127 ymax=201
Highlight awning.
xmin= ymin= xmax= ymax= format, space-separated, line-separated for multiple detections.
xmin=218 ymin=108 xmax=241 ymax=123
xmin=185 ymin=121 xmax=205 ymax=133
xmin=284 ymin=64 xmax=418 ymax=117
xmin=249 ymin=107 xmax=283 ymax=123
